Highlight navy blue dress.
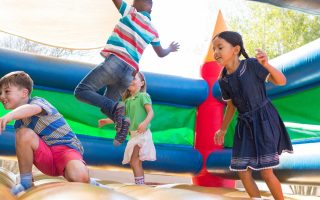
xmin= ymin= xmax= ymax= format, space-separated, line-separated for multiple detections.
xmin=218 ymin=58 xmax=293 ymax=171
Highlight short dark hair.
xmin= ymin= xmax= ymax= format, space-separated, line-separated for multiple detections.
xmin=0 ymin=71 xmax=33 ymax=95
xmin=134 ymin=0 xmax=152 ymax=5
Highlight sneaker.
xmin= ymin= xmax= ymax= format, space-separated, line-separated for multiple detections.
xmin=11 ymin=184 xmax=27 ymax=195
xmin=113 ymin=102 xmax=125 ymax=132
xmin=113 ymin=117 xmax=130 ymax=146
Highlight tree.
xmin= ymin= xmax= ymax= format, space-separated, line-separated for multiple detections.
xmin=0 ymin=32 xmax=98 ymax=61
xmin=0 ymin=32 xmax=75 ymax=58
xmin=225 ymin=2 xmax=320 ymax=59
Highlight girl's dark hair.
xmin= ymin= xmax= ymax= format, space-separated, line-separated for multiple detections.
xmin=213 ymin=31 xmax=249 ymax=59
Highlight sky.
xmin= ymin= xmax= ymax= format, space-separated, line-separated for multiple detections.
xmin=139 ymin=0 xmax=217 ymax=79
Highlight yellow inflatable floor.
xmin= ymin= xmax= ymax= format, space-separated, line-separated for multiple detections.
xmin=1 ymin=167 xmax=319 ymax=200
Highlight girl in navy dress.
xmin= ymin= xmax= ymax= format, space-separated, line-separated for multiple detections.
xmin=213 ymin=31 xmax=293 ymax=200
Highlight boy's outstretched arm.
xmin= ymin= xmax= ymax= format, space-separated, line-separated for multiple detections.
xmin=112 ymin=0 xmax=123 ymax=10
xmin=152 ymin=42 xmax=180 ymax=58
xmin=0 ymin=104 xmax=42 ymax=134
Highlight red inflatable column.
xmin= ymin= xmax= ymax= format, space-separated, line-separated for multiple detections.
xmin=192 ymin=61 xmax=234 ymax=187
xmin=192 ymin=10 xmax=235 ymax=187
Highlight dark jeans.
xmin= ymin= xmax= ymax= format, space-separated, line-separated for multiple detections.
xmin=74 ymin=54 xmax=135 ymax=119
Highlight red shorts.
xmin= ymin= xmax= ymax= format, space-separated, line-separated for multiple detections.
xmin=33 ymin=138 xmax=85 ymax=177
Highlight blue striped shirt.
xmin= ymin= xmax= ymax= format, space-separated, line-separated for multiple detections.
xmin=14 ymin=97 xmax=84 ymax=154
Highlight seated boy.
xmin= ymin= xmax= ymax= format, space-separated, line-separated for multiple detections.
xmin=0 ymin=71 xmax=104 ymax=195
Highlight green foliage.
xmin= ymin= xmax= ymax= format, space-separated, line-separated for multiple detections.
xmin=225 ymin=2 xmax=320 ymax=59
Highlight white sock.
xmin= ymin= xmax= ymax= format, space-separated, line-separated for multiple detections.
xmin=134 ymin=176 xmax=145 ymax=185
xmin=89 ymin=178 xmax=112 ymax=190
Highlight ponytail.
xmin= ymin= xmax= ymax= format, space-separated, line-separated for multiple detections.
xmin=240 ymin=48 xmax=249 ymax=59
xmin=122 ymin=90 xmax=131 ymax=101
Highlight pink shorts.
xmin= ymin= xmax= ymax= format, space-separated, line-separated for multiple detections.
xmin=33 ymin=138 xmax=85 ymax=177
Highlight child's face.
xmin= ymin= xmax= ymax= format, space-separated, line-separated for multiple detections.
xmin=212 ymin=37 xmax=239 ymax=66
xmin=0 ymin=84 xmax=28 ymax=110
xmin=128 ymin=74 xmax=144 ymax=93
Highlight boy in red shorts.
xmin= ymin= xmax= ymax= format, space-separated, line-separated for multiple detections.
xmin=0 ymin=71 xmax=103 ymax=195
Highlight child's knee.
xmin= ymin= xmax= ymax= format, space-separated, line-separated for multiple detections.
xmin=129 ymin=146 xmax=141 ymax=167
xmin=130 ymin=157 xmax=141 ymax=168
xmin=238 ymin=170 xmax=252 ymax=179
xmin=16 ymin=128 xmax=37 ymax=144
xmin=65 ymin=161 xmax=89 ymax=183
xmin=130 ymin=160 xmax=137 ymax=168
xmin=74 ymin=87 xmax=83 ymax=100
xmin=66 ymin=169 xmax=89 ymax=183
xmin=260 ymin=169 xmax=274 ymax=181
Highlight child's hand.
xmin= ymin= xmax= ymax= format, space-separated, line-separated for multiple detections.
xmin=169 ymin=42 xmax=180 ymax=52
xmin=255 ymin=49 xmax=269 ymax=66
xmin=213 ymin=129 xmax=226 ymax=145
xmin=0 ymin=114 xmax=12 ymax=134
xmin=98 ymin=118 xmax=114 ymax=128
xmin=137 ymin=122 xmax=147 ymax=134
